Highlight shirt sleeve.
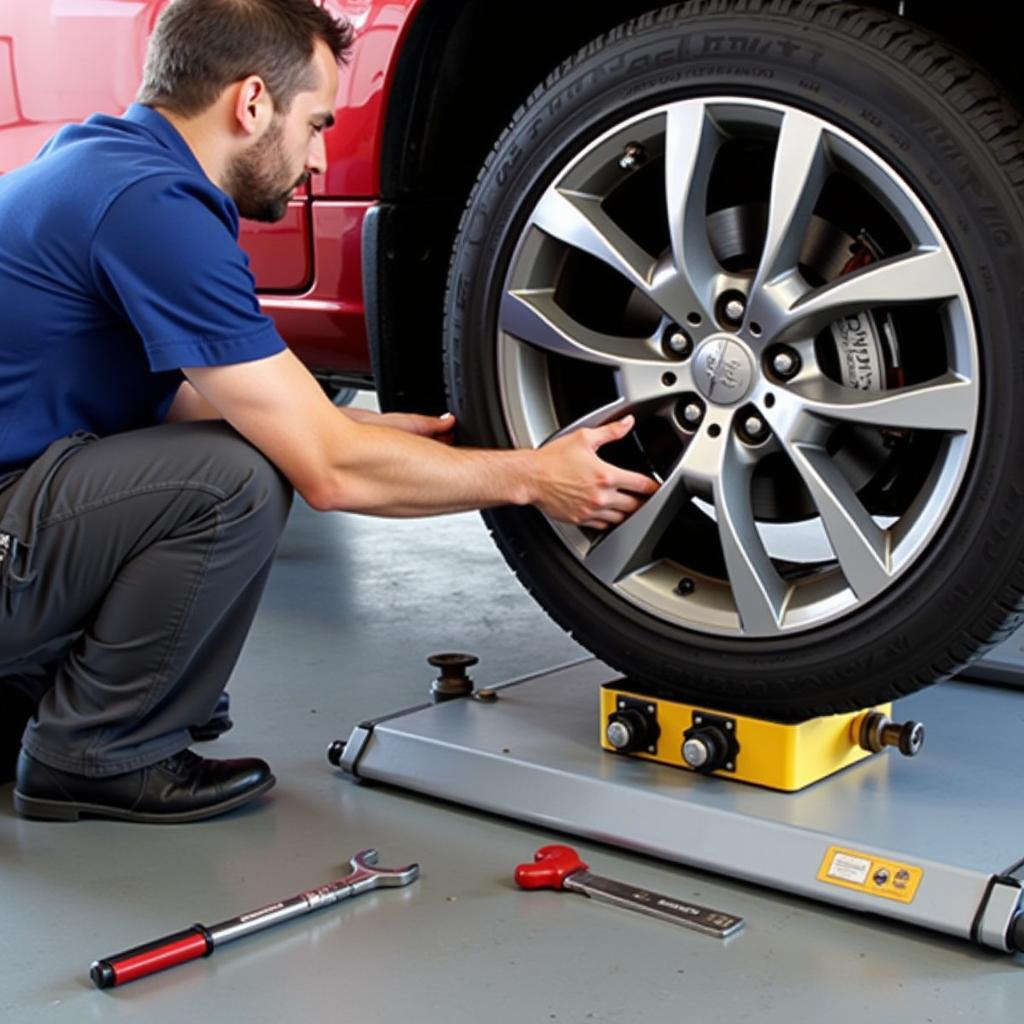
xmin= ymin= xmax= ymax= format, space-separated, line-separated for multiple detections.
xmin=89 ymin=174 xmax=287 ymax=372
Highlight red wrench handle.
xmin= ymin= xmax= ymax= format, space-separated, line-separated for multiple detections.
xmin=91 ymin=925 xmax=213 ymax=989
xmin=514 ymin=844 xmax=589 ymax=890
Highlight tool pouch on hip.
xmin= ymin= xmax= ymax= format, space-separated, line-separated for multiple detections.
xmin=0 ymin=433 xmax=97 ymax=590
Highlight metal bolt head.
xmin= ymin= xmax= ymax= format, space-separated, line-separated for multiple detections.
xmin=743 ymin=415 xmax=767 ymax=440
xmin=772 ymin=351 xmax=797 ymax=377
xmin=665 ymin=329 xmax=692 ymax=357
xmin=607 ymin=721 xmax=633 ymax=750
xmin=682 ymin=737 xmax=710 ymax=768
xmin=724 ymin=298 xmax=746 ymax=323
xmin=682 ymin=403 xmax=704 ymax=426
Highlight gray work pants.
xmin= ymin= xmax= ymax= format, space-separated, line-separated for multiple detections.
xmin=0 ymin=422 xmax=293 ymax=777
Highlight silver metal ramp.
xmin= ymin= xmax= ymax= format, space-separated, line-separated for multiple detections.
xmin=335 ymin=658 xmax=1024 ymax=955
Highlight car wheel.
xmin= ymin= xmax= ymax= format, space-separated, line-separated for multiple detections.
xmin=444 ymin=0 xmax=1024 ymax=718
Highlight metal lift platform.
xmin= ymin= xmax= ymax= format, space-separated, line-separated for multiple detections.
xmin=333 ymin=658 xmax=1024 ymax=956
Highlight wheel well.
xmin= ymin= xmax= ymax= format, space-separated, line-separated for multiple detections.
xmin=370 ymin=0 xmax=1022 ymax=412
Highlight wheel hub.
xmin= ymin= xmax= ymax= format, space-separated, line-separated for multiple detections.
xmin=692 ymin=335 xmax=755 ymax=406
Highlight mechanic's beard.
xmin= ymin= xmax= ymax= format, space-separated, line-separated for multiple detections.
xmin=225 ymin=120 xmax=306 ymax=223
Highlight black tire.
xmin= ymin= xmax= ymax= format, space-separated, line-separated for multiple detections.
xmin=444 ymin=0 xmax=1024 ymax=719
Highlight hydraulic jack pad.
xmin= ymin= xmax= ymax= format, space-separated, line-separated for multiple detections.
xmin=600 ymin=681 xmax=923 ymax=792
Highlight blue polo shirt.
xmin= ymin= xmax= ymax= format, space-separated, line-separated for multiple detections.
xmin=0 ymin=103 xmax=285 ymax=478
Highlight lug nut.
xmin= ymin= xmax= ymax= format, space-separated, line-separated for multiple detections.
xmin=618 ymin=142 xmax=647 ymax=171
xmin=717 ymin=290 xmax=747 ymax=329
xmin=663 ymin=326 xmax=693 ymax=359
xmin=678 ymin=398 xmax=705 ymax=430
xmin=770 ymin=348 xmax=800 ymax=380
xmin=724 ymin=298 xmax=745 ymax=323
xmin=742 ymin=414 xmax=769 ymax=443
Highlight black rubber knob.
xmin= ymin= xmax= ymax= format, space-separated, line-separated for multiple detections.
xmin=90 ymin=960 xmax=116 ymax=989
xmin=428 ymin=652 xmax=479 ymax=701
xmin=327 ymin=740 xmax=346 ymax=766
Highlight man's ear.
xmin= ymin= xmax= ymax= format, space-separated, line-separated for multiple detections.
xmin=232 ymin=75 xmax=273 ymax=137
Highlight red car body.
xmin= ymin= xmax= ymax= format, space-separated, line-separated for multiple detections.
xmin=0 ymin=0 xmax=419 ymax=382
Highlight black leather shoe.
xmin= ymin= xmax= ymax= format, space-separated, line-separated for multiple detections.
xmin=189 ymin=691 xmax=234 ymax=742
xmin=13 ymin=749 xmax=275 ymax=823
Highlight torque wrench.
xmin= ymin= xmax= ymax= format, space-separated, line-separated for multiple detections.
xmin=90 ymin=849 xmax=419 ymax=989
xmin=514 ymin=844 xmax=743 ymax=938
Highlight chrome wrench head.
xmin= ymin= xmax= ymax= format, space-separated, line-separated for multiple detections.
xmin=343 ymin=848 xmax=420 ymax=896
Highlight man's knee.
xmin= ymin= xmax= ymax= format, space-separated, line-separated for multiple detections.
xmin=199 ymin=424 xmax=294 ymax=541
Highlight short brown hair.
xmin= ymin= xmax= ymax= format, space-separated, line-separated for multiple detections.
xmin=138 ymin=0 xmax=353 ymax=116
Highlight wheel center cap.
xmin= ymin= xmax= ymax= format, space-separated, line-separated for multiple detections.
xmin=692 ymin=335 xmax=755 ymax=406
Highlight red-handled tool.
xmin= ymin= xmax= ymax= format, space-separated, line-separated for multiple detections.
xmin=515 ymin=844 xmax=743 ymax=938
xmin=90 ymin=849 xmax=418 ymax=989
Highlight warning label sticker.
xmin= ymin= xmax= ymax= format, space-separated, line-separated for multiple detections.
xmin=827 ymin=852 xmax=871 ymax=885
xmin=817 ymin=847 xmax=923 ymax=904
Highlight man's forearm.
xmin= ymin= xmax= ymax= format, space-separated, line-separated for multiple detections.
xmin=183 ymin=351 xmax=654 ymax=527
xmin=313 ymin=419 xmax=536 ymax=516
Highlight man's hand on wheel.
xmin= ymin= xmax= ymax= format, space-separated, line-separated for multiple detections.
xmin=531 ymin=415 xmax=659 ymax=530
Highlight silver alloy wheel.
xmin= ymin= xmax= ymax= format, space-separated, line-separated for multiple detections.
xmin=497 ymin=97 xmax=979 ymax=638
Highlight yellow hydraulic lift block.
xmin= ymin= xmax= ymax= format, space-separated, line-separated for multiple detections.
xmin=600 ymin=682 xmax=924 ymax=792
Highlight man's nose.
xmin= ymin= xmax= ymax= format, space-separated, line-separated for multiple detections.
xmin=307 ymin=134 xmax=328 ymax=176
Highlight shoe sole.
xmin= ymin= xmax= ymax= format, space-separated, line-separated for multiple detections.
xmin=188 ymin=721 xmax=234 ymax=742
xmin=13 ymin=774 xmax=276 ymax=823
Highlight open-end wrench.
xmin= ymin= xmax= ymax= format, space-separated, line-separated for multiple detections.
xmin=90 ymin=849 xmax=419 ymax=989
xmin=515 ymin=844 xmax=743 ymax=939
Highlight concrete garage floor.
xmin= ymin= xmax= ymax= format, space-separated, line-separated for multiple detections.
xmin=2 ymin=432 xmax=1024 ymax=1021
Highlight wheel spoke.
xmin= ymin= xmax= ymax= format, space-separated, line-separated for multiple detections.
xmin=583 ymin=450 xmax=692 ymax=585
xmin=713 ymin=439 xmax=790 ymax=635
xmin=772 ymin=247 xmax=962 ymax=341
xmin=664 ymin=101 xmax=722 ymax=317
xmin=750 ymin=110 xmax=830 ymax=295
xmin=547 ymin=398 xmax=632 ymax=442
xmin=785 ymin=441 xmax=891 ymax=599
xmin=530 ymin=187 xmax=655 ymax=293
xmin=794 ymin=373 xmax=975 ymax=433
xmin=500 ymin=289 xmax=638 ymax=368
